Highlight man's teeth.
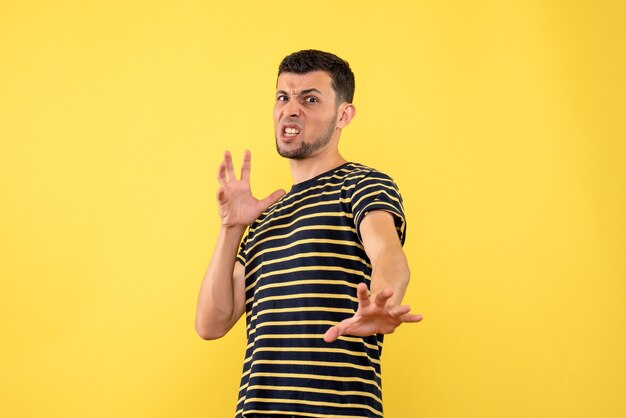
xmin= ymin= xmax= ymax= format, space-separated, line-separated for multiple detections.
xmin=284 ymin=127 xmax=300 ymax=135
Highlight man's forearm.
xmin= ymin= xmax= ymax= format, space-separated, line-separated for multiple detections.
xmin=368 ymin=246 xmax=411 ymax=307
xmin=195 ymin=225 xmax=246 ymax=340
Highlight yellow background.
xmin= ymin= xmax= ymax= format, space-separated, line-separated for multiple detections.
xmin=1 ymin=1 xmax=625 ymax=417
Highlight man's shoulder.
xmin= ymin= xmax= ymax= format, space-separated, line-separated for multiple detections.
xmin=342 ymin=162 xmax=392 ymax=178
xmin=344 ymin=162 xmax=396 ymax=184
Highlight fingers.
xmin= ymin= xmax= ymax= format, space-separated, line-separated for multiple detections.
xmin=217 ymin=160 xmax=227 ymax=187
xmin=323 ymin=326 xmax=341 ymax=343
xmin=401 ymin=313 xmax=423 ymax=323
xmin=324 ymin=316 xmax=355 ymax=343
xmin=388 ymin=305 xmax=411 ymax=316
xmin=373 ymin=287 xmax=394 ymax=307
xmin=258 ymin=189 xmax=286 ymax=211
xmin=356 ymin=282 xmax=371 ymax=309
xmin=388 ymin=305 xmax=423 ymax=323
xmin=241 ymin=150 xmax=251 ymax=182
xmin=218 ymin=150 xmax=251 ymax=185
xmin=224 ymin=151 xmax=236 ymax=181
xmin=218 ymin=150 xmax=247 ymax=187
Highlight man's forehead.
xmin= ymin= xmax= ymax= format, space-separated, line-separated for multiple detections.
xmin=276 ymin=71 xmax=333 ymax=94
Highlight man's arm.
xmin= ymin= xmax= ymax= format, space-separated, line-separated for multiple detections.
xmin=195 ymin=150 xmax=285 ymax=340
xmin=361 ymin=210 xmax=410 ymax=306
xmin=195 ymin=227 xmax=246 ymax=340
xmin=323 ymin=210 xmax=422 ymax=342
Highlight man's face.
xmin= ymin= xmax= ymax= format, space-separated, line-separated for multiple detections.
xmin=274 ymin=71 xmax=340 ymax=160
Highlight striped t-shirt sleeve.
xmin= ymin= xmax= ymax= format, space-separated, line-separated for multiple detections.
xmin=351 ymin=170 xmax=406 ymax=245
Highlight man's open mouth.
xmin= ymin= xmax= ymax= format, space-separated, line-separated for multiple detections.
xmin=282 ymin=125 xmax=301 ymax=137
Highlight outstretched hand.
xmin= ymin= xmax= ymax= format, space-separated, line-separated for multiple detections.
xmin=216 ymin=150 xmax=286 ymax=228
xmin=323 ymin=282 xmax=423 ymax=343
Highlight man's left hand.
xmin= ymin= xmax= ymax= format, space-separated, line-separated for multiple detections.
xmin=323 ymin=282 xmax=423 ymax=343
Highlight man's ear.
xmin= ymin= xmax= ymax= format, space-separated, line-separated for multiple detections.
xmin=336 ymin=103 xmax=356 ymax=128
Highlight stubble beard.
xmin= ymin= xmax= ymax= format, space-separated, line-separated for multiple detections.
xmin=275 ymin=113 xmax=337 ymax=160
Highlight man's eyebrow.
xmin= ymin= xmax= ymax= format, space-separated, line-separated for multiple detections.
xmin=275 ymin=88 xmax=323 ymax=96
xmin=301 ymin=88 xmax=322 ymax=95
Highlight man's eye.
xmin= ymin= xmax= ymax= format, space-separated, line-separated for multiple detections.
xmin=305 ymin=97 xmax=318 ymax=103
xmin=277 ymin=95 xmax=288 ymax=101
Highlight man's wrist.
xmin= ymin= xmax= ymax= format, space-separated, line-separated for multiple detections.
xmin=220 ymin=223 xmax=247 ymax=235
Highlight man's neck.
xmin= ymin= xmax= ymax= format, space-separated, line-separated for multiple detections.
xmin=289 ymin=150 xmax=347 ymax=185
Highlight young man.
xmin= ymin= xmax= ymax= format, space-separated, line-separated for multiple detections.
xmin=196 ymin=50 xmax=422 ymax=418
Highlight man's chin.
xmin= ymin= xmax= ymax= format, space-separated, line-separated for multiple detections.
xmin=276 ymin=148 xmax=306 ymax=160
xmin=275 ymin=133 xmax=331 ymax=160
xmin=275 ymin=139 xmax=305 ymax=160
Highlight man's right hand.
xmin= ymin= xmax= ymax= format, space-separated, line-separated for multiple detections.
xmin=217 ymin=150 xmax=286 ymax=228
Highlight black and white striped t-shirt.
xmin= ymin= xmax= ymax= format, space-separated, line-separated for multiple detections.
xmin=235 ymin=162 xmax=406 ymax=418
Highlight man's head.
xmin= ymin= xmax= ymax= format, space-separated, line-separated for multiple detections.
xmin=278 ymin=49 xmax=355 ymax=105
xmin=274 ymin=50 xmax=356 ymax=160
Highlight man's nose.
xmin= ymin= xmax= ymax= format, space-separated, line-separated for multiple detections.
xmin=283 ymin=99 xmax=302 ymax=117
